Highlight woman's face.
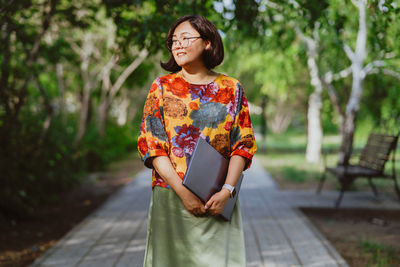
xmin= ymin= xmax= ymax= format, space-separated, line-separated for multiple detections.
xmin=171 ymin=21 xmax=210 ymax=68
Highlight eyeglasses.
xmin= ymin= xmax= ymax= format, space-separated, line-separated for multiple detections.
xmin=167 ymin=36 xmax=203 ymax=51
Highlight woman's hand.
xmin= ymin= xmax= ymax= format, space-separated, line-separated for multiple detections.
xmin=151 ymin=156 xmax=207 ymax=216
xmin=204 ymin=189 xmax=230 ymax=216
xmin=178 ymin=187 xmax=207 ymax=216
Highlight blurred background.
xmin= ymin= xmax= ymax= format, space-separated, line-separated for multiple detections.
xmin=1 ymin=0 xmax=399 ymax=266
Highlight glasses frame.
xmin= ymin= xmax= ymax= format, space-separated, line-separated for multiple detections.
xmin=167 ymin=36 xmax=203 ymax=51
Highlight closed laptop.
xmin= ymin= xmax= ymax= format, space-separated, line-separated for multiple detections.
xmin=182 ymin=137 xmax=243 ymax=221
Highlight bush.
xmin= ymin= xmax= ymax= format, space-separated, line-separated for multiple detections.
xmin=80 ymin=120 xmax=138 ymax=171
xmin=0 ymin=111 xmax=138 ymax=219
xmin=0 ymin=112 xmax=84 ymax=218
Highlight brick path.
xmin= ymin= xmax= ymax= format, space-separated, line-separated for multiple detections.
xmin=31 ymin=157 xmax=399 ymax=267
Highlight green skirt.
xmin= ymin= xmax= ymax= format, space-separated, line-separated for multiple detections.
xmin=143 ymin=186 xmax=246 ymax=267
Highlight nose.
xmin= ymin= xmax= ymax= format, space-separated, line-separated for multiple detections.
xmin=173 ymin=40 xmax=184 ymax=50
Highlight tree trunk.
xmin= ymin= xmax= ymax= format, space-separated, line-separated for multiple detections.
xmin=304 ymin=37 xmax=323 ymax=163
xmin=97 ymin=49 xmax=148 ymax=136
xmin=338 ymin=73 xmax=364 ymax=165
xmin=126 ymin=89 xmax=148 ymax=123
xmin=338 ymin=112 xmax=357 ymax=165
xmin=34 ymin=74 xmax=54 ymax=144
xmin=13 ymin=0 xmax=58 ymax=120
xmin=260 ymin=95 xmax=267 ymax=152
xmin=338 ymin=0 xmax=367 ymax=165
xmin=294 ymin=24 xmax=324 ymax=163
xmin=75 ymin=80 xmax=91 ymax=145
xmin=56 ymin=63 xmax=66 ymax=124
xmin=98 ymin=98 xmax=108 ymax=136
xmin=75 ymin=34 xmax=94 ymax=145
xmin=267 ymin=101 xmax=292 ymax=134
xmin=116 ymin=92 xmax=131 ymax=125
xmin=306 ymin=90 xmax=323 ymax=163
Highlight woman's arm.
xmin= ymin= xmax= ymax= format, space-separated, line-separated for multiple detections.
xmin=151 ymin=156 xmax=185 ymax=194
xmin=204 ymin=155 xmax=246 ymax=214
xmin=151 ymin=156 xmax=207 ymax=215
xmin=224 ymin=155 xmax=246 ymax=188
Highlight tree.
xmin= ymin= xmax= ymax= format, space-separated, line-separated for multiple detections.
xmin=97 ymin=49 xmax=148 ymax=137
xmin=0 ymin=0 xmax=100 ymax=216
xmin=295 ymin=24 xmax=325 ymax=163
xmin=222 ymin=38 xmax=308 ymax=134
xmin=328 ymin=0 xmax=400 ymax=165
xmin=249 ymin=0 xmax=400 ymax=164
xmin=220 ymin=0 xmax=332 ymax=162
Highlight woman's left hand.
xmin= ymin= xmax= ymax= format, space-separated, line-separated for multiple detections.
xmin=204 ymin=189 xmax=231 ymax=215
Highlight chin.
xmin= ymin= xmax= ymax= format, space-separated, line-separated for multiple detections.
xmin=175 ymin=58 xmax=188 ymax=66
xmin=174 ymin=56 xmax=194 ymax=67
xmin=176 ymin=62 xmax=190 ymax=69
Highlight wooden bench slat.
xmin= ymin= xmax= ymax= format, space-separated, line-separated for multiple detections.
xmin=367 ymin=134 xmax=396 ymax=142
xmin=366 ymin=141 xmax=395 ymax=148
xmin=360 ymin=153 xmax=389 ymax=161
xmin=364 ymin=142 xmax=393 ymax=149
xmin=364 ymin=142 xmax=394 ymax=151
xmin=360 ymin=154 xmax=390 ymax=163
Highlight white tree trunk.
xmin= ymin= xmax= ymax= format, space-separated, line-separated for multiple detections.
xmin=306 ymin=90 xmax=323 ymax=163
xmin=338 ymin=0 xmax=367 ymax=165
xmin=305 ymin=43 xmax=323 ymax=163
xmin=295 ymin=26 xmax=324 ymax=163
xmin=109 ymin=91 xmax=131 ymax=126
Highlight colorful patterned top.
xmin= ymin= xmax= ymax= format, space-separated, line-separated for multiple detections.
xmin=137 ymin=72 xmax=257 ymax=189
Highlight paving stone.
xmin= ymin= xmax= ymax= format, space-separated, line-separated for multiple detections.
xmin=30 ymin=157 xmax=400 ymax=266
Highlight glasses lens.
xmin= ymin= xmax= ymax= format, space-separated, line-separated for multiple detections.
xmin=167 ymin=37 xmax=201 ymax=50
xmin=182 ymin=38 xmax=190 ymax=47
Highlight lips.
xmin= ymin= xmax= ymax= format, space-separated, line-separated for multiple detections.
xmin=176 ymin=52 xmax=186 ymax=57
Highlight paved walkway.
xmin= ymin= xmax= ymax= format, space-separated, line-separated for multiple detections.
xmin=31 ymin=157 xmax=399 ymax=267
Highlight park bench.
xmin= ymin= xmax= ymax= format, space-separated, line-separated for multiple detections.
xmin=316 ymin=133 xmax=399 ymax=208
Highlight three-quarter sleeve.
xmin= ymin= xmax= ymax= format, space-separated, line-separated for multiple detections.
xmin=229 ymin=82 xmax=257 ymax=171
xmin=137 ymin=78 xmax=170 ymax=169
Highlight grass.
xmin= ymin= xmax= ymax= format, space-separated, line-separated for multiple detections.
xmin=360 ymin=239 xmax=400 ymax=267
xmin=281 ymin=166 xmax=309 ymax=183
xmin=256 ymin=132 xmax=400 ymax=193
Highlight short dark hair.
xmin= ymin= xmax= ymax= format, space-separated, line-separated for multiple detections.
xmin=160 ymin=15 xmax=224 ymax=72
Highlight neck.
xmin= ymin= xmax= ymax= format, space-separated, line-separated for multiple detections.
xmin=180 ymin=65 xmax=217 ymax=84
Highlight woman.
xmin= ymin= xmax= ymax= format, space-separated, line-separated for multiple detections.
xmin=137 ymin=15 xmax=257 ymax=267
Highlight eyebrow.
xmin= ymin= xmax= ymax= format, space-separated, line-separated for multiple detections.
xmin=172 ymin=31 xmax=193 ymax=37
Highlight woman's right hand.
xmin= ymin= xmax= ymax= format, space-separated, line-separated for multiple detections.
xmin=150 ymin=156 xmax=207 ymax=215
xmin=178 ymin=187 xmax=207 ymax=215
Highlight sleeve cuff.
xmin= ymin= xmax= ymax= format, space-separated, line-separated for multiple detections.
xmin=142 ymin=149 xmax=169 ymax=169
xmin=230 ymin=149 xmax=253 ymax=171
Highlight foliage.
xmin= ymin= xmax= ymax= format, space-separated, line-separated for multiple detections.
xmin=2 ymin=0 xmax=400 ymax=218
xmin=221 ymin=39 xmax=309 ymax=134
xmin=0 ymin=112 xmax=84 ymax=218
xmin=0 ymin=0 xmax=145 ymax=218
xmin=102 ymin=0 xmax=222 ymax=54
xmin=1 ymin=0 xmax=99 ymax=218
xmin=80 ymin=121 xmax=139 ymax=171
xmin=0 ymin=112 xmax=138 ymax=219
xmin=360 ymin=238 xmax=400 ymax=267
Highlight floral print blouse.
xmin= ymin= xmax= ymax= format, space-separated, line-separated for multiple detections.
xmin=137 ymin=72 xmax=257 ymax=189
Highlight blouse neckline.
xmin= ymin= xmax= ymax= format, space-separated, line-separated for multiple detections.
xmin=175 ymin=72 xmax=222 ymax=86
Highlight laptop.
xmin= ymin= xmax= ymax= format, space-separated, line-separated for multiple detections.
xmin=182 ymin=136 xmax=243 ymax=221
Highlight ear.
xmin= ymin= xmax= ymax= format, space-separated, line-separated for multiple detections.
xmin=204 ymin=40 xmax=212 ymax=50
